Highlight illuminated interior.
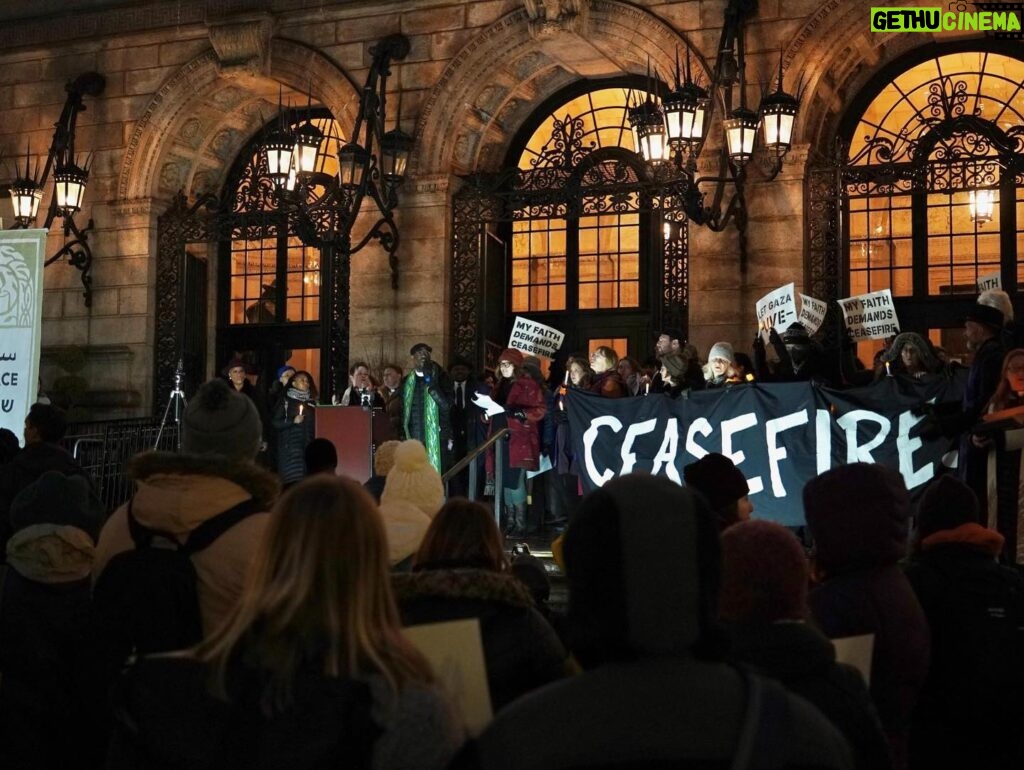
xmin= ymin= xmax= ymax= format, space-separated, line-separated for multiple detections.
xmin=511 ymin=88 xmax=641 ymax=315
xmin=229 ymin=116 xmax=342 ymax=325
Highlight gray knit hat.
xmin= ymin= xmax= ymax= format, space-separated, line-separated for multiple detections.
xmin=181 ymin=379 xmax=262 ymax=462
xmin=708 ymin=342 xmax=735 ymax=364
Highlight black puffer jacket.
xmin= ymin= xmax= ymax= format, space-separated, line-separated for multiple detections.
xmin=728 ymin=621 xmax=892 ymax=770
xmin=393 ymin=567 xmax=567 ymax=711
xmin=272 ymin=396 xmax=316 ymax=484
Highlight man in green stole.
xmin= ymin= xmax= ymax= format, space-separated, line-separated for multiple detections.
xmin=401 ymin=343 xmax=453 ymax=473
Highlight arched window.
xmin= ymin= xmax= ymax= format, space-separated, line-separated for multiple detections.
xmin=451 ymin=79 xmax=688 ymax=368
xmin=511 ymin=89 xmax=643 ymax=316
xmin=841 ymin=48 xmax=1024 ymax=353
xmin=216 ymin=111 xmax=343 ymax=378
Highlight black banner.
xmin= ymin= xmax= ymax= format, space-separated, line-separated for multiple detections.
xmin=567 ymin=375 xmax=965 ymax=526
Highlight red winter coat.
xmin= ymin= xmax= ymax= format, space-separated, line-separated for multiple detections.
xmin=487 ymin=376 xmax=546 ymax=472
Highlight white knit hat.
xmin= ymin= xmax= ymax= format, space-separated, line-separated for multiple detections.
xmin=381 ymin=440 xmax=444 ymax=518
xmin=708 ymin=342 xmax=735 ymax=365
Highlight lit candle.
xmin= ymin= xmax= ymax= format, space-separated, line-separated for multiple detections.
xmin=885 ymin=361 xmax=891 ymax=377
xmin=298 ymin=403 xmax=304 ymax=416
xmin=645 ymin=381 xmax=650 ymax=395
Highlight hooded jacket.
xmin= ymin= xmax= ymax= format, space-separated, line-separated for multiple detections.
xmin=93 ymin=452 xmax=278 ymax=635
xmin=393 ymin=567 xmax=567 ymax=711
xmin=462 ymin=474 xmax=854 ymax=770
xmin=804 ymin=463 xmax=929 ymax=770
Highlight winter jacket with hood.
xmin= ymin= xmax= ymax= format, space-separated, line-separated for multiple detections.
xmin=459 ymin=474 xmax=854 ymax=770
xmin=393 ymin=566 xmax=567 ymax=711
xmin=804 ymin=463 xmax=929 ymax=770
xmin=93 ymin=451 xmax=278 ymax=635
xmin=903 ymin=524 xmax=1024 ymax=769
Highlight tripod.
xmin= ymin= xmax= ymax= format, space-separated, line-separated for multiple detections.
xmin=155 ymin=358 xmax=187 ymax=450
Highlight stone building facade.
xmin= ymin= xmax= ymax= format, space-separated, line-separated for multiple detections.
xmin=0 ymin=1 xmax=1014 ymax=417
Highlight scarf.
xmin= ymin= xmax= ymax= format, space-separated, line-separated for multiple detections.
xmin=286 ymin=386 xmax=313 ymax=402
xmin=402 ymin=371 xmax=442 ymax=472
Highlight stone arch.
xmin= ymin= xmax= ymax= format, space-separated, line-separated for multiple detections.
xmin=118 ymin=37 xmax=361 ymax=205
xmin=414 ymin=0 xmax=712 ymax=177
xmin=781 ymin=3 xmax=937 ymax=156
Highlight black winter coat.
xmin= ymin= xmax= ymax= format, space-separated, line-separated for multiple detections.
xmin=728 ymin=621 xmax=892 ymax=770
xmin=106 ymin=655 xmax=379 ymax=770
xmin=903 ymin=535 xmax=1024 ymax=769
xmin=393 ymin=567 xmax=566 ymax=711
xmin=271 ymin=396 xmax=316 ymax=484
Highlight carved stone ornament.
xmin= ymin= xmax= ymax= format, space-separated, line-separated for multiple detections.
xmin=208 ymin=15 xmax=273 ymax=77
xmin=522 ymin=0 xmax=590 ymax=38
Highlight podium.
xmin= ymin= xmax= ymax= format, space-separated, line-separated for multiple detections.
xmin=316 ymin=406 xmax=396 ymax=482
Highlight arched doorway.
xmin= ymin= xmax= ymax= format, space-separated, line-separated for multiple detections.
xmin=808 ymin=42 xmax=1024 ymax=362
xmin=450 ymin=78 xmax=689 ymax=372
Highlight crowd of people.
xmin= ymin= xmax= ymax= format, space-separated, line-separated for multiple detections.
xmin=1 ymin=288 xmax=1024 ymax=768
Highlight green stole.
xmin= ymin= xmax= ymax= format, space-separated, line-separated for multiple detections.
xmin=402 ymin=372 xmax=442 ymax=472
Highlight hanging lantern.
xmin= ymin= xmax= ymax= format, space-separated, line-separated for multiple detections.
xmin=291 ymin=119 xmax=324 ymax=175
xmin=723 ymin=106 xmax=759 ymax=166
xmin=11 ymin=178 xmax=42 ymax=225
xmin=54 ymin=160 xmax=89 ymax=214
xmin=969 ymin=188 xmax=995 ymax=226
xmin=628 ymin=95 xmax=667 ymax=163
xmin=263 ymin=128 xmax=295 ymax=189
xmin=381 ymin=127 xmax=414 ymax=182
xmin=336 ymin=140 xmax=371 ymax=190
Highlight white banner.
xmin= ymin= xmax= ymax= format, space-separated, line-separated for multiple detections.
xmin=0 ymin=229 xmax=47 ymax=442
xmin=977 ymin=271 xmax=1001 ymax=292
xmin=755 ymin=283 xmax=798 ymax=333
xmin=838 ymin=289 xmax=900 ymax=341
xmin=797 ymin=293 xmax=828 ymax=336
xmin=508 ymin=315 xmax=565 ymax=359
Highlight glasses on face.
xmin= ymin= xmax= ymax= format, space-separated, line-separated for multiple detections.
xmin=1007 ymin=363 xmax=1024 ymax=374
xmin=499 ymin=361 xmax=514 ymax=369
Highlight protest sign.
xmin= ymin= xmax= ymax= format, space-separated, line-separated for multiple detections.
xmin=567 ymin=373 xmax=965 ymax=525
xmin=0 ymin=229 xmax=47 ymax=441
xmin=977 ymin=271 xmax=1001 ymax=292
xmin=403 ymin=619 xmax=492 ymax=735
xmin=797 ymin=293 xmax=828 ymax=336
xmin=508 ymin=315 xmax=564 ymax=358
xmin=837 ymin=289 xmax=899 ymax=340
xmin=755 ymin=283 xmax=798 ymax=332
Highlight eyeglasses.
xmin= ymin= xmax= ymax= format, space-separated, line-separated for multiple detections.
xmin=499 ymin=361 xmax=514 ymax=368
xmin=1007 ymin=364 xmax=1024 ymax=373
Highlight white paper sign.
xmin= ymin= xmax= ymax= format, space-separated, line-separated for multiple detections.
xmin=755 ymin=283 xmax=798 ymax=333
xmin=0 ymin=230 xmax=47 ymax=442
xmin=470 ymin=392 xmax=506 ymax=417
xmin=977 ymin=271 xmax=1002 ymax=292
xmin=837 ymin=289 xmax=900 ymax=341
xmin=832 ymin=633 xmax=875 ymax=686
xmin=797 ymin=293 xmax=828 ymax=336
xmin=508 ymin=316 xmax=565 ymax=359
xmin=403 ymin=619 xmax=493 ymax=736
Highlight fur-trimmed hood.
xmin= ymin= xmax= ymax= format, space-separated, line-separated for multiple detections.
xmin=124 ymin=451 xmax=279 ymax=534
xmin=392 ymin=568 xmax=534 ymax=610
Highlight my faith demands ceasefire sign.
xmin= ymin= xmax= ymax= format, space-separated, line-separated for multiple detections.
xmin=838 ymin=289 xmax=900 ymax=341
xmin=508 ymin=316 xmax=565 ymax=358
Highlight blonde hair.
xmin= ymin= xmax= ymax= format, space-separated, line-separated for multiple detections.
xmin=193 ymin=475 xmax=432 ymax=712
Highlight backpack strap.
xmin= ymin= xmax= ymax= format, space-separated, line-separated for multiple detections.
xmin=182 ymin=497 xmax=259 ymax=555
xmin=126 ymin=498 xmax=180 ymax=548
xmin=125 ymin=496 xmax=259 ymax=555
xmin=729 ymin=667 xmax=764 ymax=770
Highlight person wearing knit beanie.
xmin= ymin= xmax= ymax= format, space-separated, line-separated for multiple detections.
xmin=720 ymin=520 xmax=893 ymax=770
xmin=181 ymin=378 xmax=263 ymax=462
xmin=683 ymin=452 xmax=753 ymax=530
xmin=497 ymin=347 xmax=524 ymax=368
xmin=706 ymin=342 xmax=737 ymax=388
xmin=916 ymin=474 xmax=983 ymax=542
xmin=381 ymin=440 xmax=445 ymax=518
xmin=720 ymin=520 xmax=807 ymax=625
xmin=363 ymin=439 xmax=401 ymax=502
